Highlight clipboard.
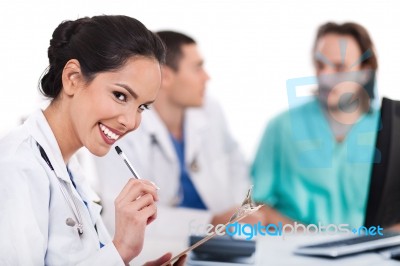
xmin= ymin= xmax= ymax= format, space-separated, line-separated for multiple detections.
xmin=160 ymin=205 xmax=263 ymax=266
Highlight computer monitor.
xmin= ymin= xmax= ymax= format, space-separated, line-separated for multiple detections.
xmin=365 ymin=97 xmax=400 ymax=228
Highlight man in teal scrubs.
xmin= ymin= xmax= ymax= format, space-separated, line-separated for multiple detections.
xmin=252 ymin=22 xmax=380 ymax=228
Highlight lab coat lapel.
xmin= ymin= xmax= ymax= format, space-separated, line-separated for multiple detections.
xmin=140 ymin=109 xmax=177 ymax=162
xmin=67 ymin=156 xmax=111 ymax=242
xmin=26 ymin=110 xmax=72 ymax=184
xmin=184 ymin=107 xmax=208 ymax=172
xmin=26 ymin=110 xmax=111 ymax=245
xmin=67 ymin=156 xmax=102 ymax=225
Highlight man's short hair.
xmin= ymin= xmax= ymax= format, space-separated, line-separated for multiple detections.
xmin=156 ymin=31 xmax=196 ymax=71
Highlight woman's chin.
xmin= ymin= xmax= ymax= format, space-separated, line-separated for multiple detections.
xmin=89 ymin=145 xmax=111 ymax=157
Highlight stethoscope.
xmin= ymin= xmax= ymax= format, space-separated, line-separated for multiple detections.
xmin=150 ymin=134 xmax=200 ymax=206
xmin=36 ymin=142 xmax=84 ymax=235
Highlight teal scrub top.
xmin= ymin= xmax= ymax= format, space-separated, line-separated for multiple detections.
xmin=251 ymin=99 xmax=380 ymax=227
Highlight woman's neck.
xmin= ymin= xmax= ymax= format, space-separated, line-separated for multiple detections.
xmin=43 ymin=102 xmax=81 ymax=163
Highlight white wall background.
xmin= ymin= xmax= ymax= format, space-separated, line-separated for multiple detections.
xmin=1 ymin=0 xmax=400 ymax=162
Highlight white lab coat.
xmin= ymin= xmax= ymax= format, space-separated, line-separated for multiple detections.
xmin=0 ymin=110 xmax=124 ymax=266
xmin=91 ymin=97 xmax=250 ymax=239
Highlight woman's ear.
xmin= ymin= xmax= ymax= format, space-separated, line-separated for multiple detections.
xmin=61 ymin=59 xmax=83 ymax=96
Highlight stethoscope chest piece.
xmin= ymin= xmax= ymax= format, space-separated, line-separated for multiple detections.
xmin=37 ymin=142 xmax=85 ymax=236
xmin=189 ymin=158 xmax=200 ymax=173
xmin=65 ymin=217 xmax=84 ymax=235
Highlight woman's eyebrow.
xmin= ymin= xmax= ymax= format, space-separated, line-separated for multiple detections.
xmin=115 ymin=83 xmax=138 ymax=99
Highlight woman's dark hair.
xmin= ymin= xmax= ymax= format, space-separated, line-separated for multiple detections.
xmin=40 ymin=15 xmax=166 ymax=99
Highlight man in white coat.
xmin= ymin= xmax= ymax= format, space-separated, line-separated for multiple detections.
xmin=91 ymin=31 xmax=256 ymax=242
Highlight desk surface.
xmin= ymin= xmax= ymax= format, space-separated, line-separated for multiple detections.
xmin=133 ymin=233 xmax=400 ymax=265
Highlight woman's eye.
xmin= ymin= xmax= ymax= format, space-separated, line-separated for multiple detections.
xmin=138 ymin=104 xmax=151 ymax=113
xmin=113 ymin=92 xmax=127 ymax=102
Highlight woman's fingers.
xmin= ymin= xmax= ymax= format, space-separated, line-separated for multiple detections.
xmin=130 ymin=194 xmax=158 ymax=223
xmin=142 ymin=253 xmax=186 ymax=266
xmin=173 ymin=254 xmax=186 ymax=266
xmin=129 ymin=193 xmax=155 ymax=211
xmin=114 ymin=179 xmax=159 ymax=225
xmin=141 ymin=203 xmax=157 ymax=225
xmin=115 ymin=194 xmax=157 ymax=225
xmin=142 ymin=253 xmax=172 ymax=266
xmin=112 ymin=178 xmax=160 ymax=263
xmin=116 ymin=179 xmax=159 ymax=204
xmin=140 ymin=179 xmax=160 ymax=190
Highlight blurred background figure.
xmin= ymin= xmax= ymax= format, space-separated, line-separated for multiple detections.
xmin=90 ymin=31 xmax=259 ymax=241
xmin=251 ymin=22 xmax=380 ymax=228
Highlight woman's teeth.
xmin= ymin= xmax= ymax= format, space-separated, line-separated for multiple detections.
xmin=99 ymin=123 xmax=120 ymax=140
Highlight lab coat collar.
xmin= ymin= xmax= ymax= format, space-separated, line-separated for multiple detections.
xmin=184 ymin=106 xmax=208 ymax=167
xmin=139 ymin=109 xmax=177 ymax=162
xmin=68 ymin=156 xmax=103 ymax=226
xmin=67 ymin=155 xmax=102 ymax=203
xmin=25 ymin=110 xmax=106 ymax=240
xmin=139 ymin=105 xmax=208 ymax=165
xmin=25 ymin=110 xmax=72 ymax=183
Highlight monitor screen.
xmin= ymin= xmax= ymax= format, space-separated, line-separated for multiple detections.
xmin=365 ymin=97 xmax=400 ymax=228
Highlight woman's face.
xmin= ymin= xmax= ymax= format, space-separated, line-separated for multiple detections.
xmin=69 ymin=56 xmax=161 ymax=156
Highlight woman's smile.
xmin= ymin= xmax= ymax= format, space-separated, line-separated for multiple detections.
xmin=99 ymin=123 xmax=121 ymax=145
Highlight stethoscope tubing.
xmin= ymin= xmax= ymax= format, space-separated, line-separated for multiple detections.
xmin=36 ymin=142 xmax=84 ymax=235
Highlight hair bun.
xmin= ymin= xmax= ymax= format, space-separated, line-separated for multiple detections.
xmin=40 ymin=15 xmax=165 ymax=100
xmin=50 ymin=18 xmax=90 ymax=49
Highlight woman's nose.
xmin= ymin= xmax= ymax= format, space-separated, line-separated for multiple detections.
xmin=203 ymin=69 xmax=211 ymax=81
xmin=118 ymin=110 xmax=141 ymax=132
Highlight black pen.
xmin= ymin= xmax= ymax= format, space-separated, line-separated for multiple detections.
xmin=115 ymin=146 xmax=160 ymax=189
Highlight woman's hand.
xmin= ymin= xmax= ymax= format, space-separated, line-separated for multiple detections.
xmin=113 ymin=179 xmax=159 ymax=264
xmin=143 ymin=253 xmax=186 ymax=266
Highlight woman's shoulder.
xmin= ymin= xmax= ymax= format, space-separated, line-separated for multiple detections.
xmin=1 ymin=124 xmax=32 ymax=157
xmin=0 ymin=125 xmax=46 ymax=179
xmin=0 ymin=127 xmax=50 ymax=221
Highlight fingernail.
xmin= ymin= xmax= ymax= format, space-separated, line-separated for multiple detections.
xmin=151 ymin=181 xmax=160 ymax=190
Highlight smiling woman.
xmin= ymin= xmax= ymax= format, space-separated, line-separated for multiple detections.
xmin=47 ymin=56 xmax=162 ymax=159
xmin=0 ymin=15 xmax=185 ymax=266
